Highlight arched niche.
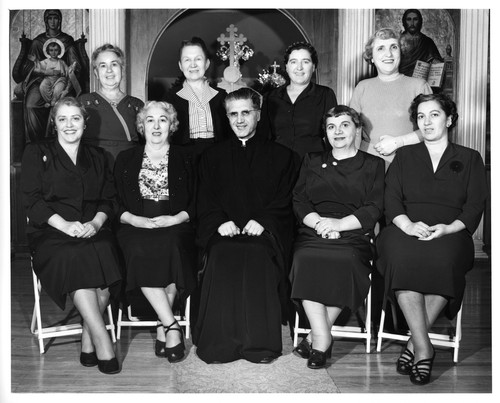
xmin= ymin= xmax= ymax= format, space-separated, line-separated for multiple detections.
xmin=145 ymin=9 xmax=312 ymax=100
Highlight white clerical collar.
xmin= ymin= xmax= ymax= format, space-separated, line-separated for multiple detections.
xmin=237 ymin=134 xmax=256 ymax=147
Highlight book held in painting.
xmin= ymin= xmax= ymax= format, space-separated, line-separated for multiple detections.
xmin=412 ymin=60 xmax=445 ymax=87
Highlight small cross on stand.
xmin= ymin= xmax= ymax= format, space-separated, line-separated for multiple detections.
xmin=270 ymin=61 xmax=280 ymax=74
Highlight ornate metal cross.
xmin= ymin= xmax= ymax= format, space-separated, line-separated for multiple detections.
xmin=217 ymin=24 xmax=247 ymax=67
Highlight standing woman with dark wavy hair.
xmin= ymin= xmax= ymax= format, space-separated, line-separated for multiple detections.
xmin=260 ymin=41 xmax=337 ymax=167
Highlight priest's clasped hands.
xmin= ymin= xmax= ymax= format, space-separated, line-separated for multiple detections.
xmin=218 ymin=219 xmax=265 ymax=237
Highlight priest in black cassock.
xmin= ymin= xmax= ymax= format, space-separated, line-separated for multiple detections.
xmin=193 ymin=87 xmax=296 ymax=364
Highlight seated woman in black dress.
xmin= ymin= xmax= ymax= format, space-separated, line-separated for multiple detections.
xmin=290 ymin=105 xmax=384 ymax=369
xmin=376 ymin=93 xmax=487 ymax=385
xmin=114 ymin=101 xmax=196 ymax=363
xmin=21 ymin=97 xmax=121 ymax=374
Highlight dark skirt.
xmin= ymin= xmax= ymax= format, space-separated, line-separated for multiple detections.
xmin=116 ymin=200 xmax=196 ymax=298
xmin=290 ymin=227 xmax=373 ymax=311
xmin=194 ymin=234 xmax=283 ymax=364
xmin=376 ymin=224 xmax=474 ymax=319
xmin=29 ymin=227 xmax=122 ymax=310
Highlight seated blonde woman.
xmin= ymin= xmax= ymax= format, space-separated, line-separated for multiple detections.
xmin=114 ymin=101 xmax=197 ymax=363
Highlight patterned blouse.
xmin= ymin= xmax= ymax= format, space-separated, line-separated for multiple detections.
xmin=139 ymin=151 xmax=169 ymax=199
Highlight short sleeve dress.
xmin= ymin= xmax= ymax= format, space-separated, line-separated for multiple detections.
xmin=376 ymin=142 xmax=487 ymax=318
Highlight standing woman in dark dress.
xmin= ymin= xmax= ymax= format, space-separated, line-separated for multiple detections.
xmin=376 ymin=93 xmax=487 ymax=385
xmin=165 ymin=37 xmax=230 ymax=161
xmin=194 ymin=88 xmax=296 ymax=364
xmin=290 ymin=105 xmax=384 ymax=369
xmin=260 ymin=42 xmax=337 ymax=166
xmin=79 ymin=44 xmax=144 ymax=162
xmin=114 ymin=101 xmax=197 ymax=363
xmin=21 ymin=97 xmax=121 ymax=374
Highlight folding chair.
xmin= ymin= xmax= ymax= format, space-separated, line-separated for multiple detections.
xmin=293 ymin=274 xmax=372 ymax=353
xmin=376 ymin=297 xmax=463 ymax=362
xmin=30 ymin=267 xmax=116 ymax=354
xmin=116 ymin=295 xmax=191 ymax=340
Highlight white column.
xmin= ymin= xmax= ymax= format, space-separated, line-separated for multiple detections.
xmin=88 ymin=9 xmax=126 ymax=92
xmin=456 ymin=9 xmax=489 ymax=249
xmin=336 ymin=9 xmax=375 ymax=105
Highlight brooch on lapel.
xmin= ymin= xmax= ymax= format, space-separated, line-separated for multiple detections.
xmin=42 ymin=155 xmax=47 ymax=162
xmin=450 ymin=161 xmax=463 ymax=173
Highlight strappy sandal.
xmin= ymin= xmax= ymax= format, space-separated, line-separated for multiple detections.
xmin=155 ymin=323 xmax=166 ymax=357
xmin=164 ymin=320 xmax=185 ymax=363
xmin=396 ymin=344 xmax=415 ymax=375
xmin=410 ymin=350 xmax=436 ymax=385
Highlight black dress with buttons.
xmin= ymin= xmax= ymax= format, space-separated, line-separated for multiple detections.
xmin=290 ymin=150 xmax=384 ymax=310
xmin=113 ymin=145 xmax=196 ymax=297
xmin=21 ymin=140 xmax=122 ymax=310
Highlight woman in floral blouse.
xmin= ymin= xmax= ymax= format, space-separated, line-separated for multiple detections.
xmin=114 ymin=101 xmax=196 ymax=364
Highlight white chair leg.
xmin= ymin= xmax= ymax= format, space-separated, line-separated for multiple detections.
xmin=376 ymin=307 xmax=386 ymax=352
xmin=453 ymin=303 xmax=463 ymax=363
xmin=184 ymin=296 xmax=191 ymax=340
xmin=116 ymin=306 xmax=123 ymax=340
xmin=32 ymin=272 xmax=45 ymax=354
xmin=365 ymin=283 xmax=372 ymax=353
xmin=106 ymin=304 xmax=116 ymax=342
xmin=30 ymin=304 xmax=37 ymax=334
xmin=293 ymin=311 xmax=300 ymax=347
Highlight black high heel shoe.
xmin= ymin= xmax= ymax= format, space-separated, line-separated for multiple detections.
xmin=307 ymin=337 xmax=333 ymax=369
xmin=97 ymin=357 xmax=120 ymax=374
xmin=164 ymin=320 xmax=185 ymax=363
xmin=396 ymin=343 xmax=415 ymax=375
xmin=155 ymin=324 xmax=166 ymax=357
xmin=409 ymin=350 xmax=436 ymax=385
xmin=80 ymin=351 xmax=98 ymax=367
xmin=293 ymin=336 xmax=312 ymax=359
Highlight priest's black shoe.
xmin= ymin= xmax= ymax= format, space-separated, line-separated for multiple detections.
xmin=258 ymin=356 xmax=276 ymax=364
xmin=97 ymin=357 xmax=121 ymax=374
xmin=293 ymin=336 xmax=312 ymax=359
xmin=80 ymin=351 xmax=98 ymax=367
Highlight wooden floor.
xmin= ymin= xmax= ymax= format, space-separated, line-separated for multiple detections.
xmin=8 ymin=253 xmax=492 ymax=395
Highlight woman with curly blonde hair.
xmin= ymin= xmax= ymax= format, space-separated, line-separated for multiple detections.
xmin=114 ymin=101 xmax=197 ymax=363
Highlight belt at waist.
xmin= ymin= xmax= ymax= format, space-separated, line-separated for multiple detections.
xmin=142 ymin=195 xmax=169 ymax=201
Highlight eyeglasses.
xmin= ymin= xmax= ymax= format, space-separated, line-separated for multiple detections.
xmin=226 ymin=110 xmax=259 ymax=119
